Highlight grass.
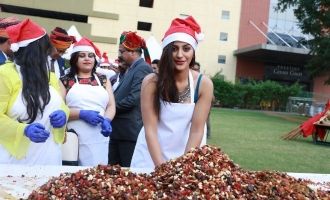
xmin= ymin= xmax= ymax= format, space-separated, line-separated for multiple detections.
xmin=207 ymin=108 xmax=330 ymax=174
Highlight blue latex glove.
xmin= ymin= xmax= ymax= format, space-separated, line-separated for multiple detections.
xmin=24 ymin=123 xmax=50 ymax=143
xmin=49 ymin=110 xmax=67 ymax=128
xmin=79 ymin=110 xmax=104 ymax=126
xmin=101 ymin=118 xmax=112 ymax=137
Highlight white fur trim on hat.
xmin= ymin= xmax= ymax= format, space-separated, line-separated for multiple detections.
xmin=10 ymin=32 xmax=46 ymax=52
xmin=162 ymin=32 xmax=197 ymax=49
xmin=71 ymin=45 xmax=95 ymax=54
xmin=99 ymin=62 xmax=110 ymax=67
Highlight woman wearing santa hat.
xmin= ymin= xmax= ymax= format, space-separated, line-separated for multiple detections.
xmin=130 ymin=16 xmax=214 ymax=170
xmin=0 ymin=19 xmax=68 ymax=165
xmin=60 ymin=37 xmax=116 ymax=166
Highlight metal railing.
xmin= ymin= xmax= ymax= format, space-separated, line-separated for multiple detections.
xmin=286 ymin=93 xmax=330 ymax=116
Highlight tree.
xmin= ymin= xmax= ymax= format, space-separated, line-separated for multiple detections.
xmin=277 ymin=0 xmax=330 ymax=82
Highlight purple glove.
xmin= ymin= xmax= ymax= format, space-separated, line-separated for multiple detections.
xmin=101 ymin=118 xmax=112 ymax=137
xmin=79 ymin=110 xmax=104 ymax=126
xmin=24 ymin=123 xmax=50 ymax=143
xmin=49 ymin=110 xmax=66 ymax=128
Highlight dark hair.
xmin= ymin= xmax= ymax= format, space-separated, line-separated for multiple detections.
xmin=154 ymin=42 xmax=195 ymax=116
xmin=0 ymin=37 xmax=8 ymax=44
xmin=152 ymin=59 xmax=159 ymax=64
xmin=14 ymin=35 xmax=52 ymax=123
xmin=194 ymin=62 xmax=200 ymax=67
xmin=68 ymin=52 xmax=98 ymax=78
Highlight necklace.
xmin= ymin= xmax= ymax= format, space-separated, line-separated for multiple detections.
xmin=178 ymin=81 xmax=190 ymax=103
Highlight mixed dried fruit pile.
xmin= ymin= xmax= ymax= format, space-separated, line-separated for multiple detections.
xmin=28 ymin=145 xmax=330 ymax=199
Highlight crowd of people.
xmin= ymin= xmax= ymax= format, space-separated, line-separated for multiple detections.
xmin=0 ymin=15 xmax=214 ymax=169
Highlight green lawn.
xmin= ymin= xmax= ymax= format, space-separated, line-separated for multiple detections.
xmin=207 ymin=108 xmax=330 ymax=174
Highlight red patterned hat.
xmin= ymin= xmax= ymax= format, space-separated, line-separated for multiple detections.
xmin=0 ymin=16 xmax=20 ymax=29
xmin=0 ymin=17 xmax=20 ymax=38
xmin=121 ymin=31 xmax=146 ymax=51
xmin=50 ymin=27 xmax=76 ymax=51
xmin=120 ymin=31 xmax=151 ymax=64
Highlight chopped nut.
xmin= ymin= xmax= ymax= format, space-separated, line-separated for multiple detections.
xmin=28 ymin=145 xmax=329 ymax=199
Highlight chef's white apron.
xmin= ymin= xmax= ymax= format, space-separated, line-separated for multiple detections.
xmin=130 ymin=70 xmax=206 ymax=170
xmin=65 ymin=74 xmax=109 ymax=166
xmin=0 ymin=65 xmax=63 ymax=165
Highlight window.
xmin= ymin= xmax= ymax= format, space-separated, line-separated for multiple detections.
xmin=137 ymin=21 xmax=152 ymax=31
xmin=220 ymin=32 xmax=228 ymax=41
xmin=221 ymin=10 xmax=230 ymax=20
xmin=218 ymin=55 xmax=226 ymax=64
xmin=139 ymin=0 xmax=154 ymax=8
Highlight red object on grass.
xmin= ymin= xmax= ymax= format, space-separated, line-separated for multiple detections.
xmin=300 ymin=100 xmax=330 ymax=140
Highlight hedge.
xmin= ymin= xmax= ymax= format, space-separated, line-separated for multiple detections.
xmin=211 ymin=73 xmax=302 ymax=111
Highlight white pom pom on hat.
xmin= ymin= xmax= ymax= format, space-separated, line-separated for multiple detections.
xmin=161 ymin=16 xmax=204 ymax=50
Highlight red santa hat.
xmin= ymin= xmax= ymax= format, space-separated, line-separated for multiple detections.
xmin=5 ymin=18 xmax=46 ymax=52
xmin=71 ymin=37 xmax=101 ymax=59
xmin=100 ymin=52 xmax=111 ymax=67
xmin=162 ymin=16 xmax=204 ymax=50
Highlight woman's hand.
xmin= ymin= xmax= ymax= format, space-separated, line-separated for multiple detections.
xmin=24 ymin=123 xmax=50 ymax=143
xmin=79 ymin=110 xmax=104 ymax=126
xmin=100 ymin=118 xmax=112 ymax=137
xmin=49 ymin=110 xmax=67 ymax=128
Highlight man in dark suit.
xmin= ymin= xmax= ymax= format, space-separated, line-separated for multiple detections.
xmin=49 ymin=27 xmax=76 ymax=78
xmin=109 ymin=31 xmax=152 ymax=167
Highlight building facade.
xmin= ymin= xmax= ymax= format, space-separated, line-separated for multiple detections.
xmin=235 ymin=0 xmax=312 ymax=90
xmin=92 ymin=0 xmax=242 ymax=82
xmin=0 ymin=0 xmax=118 ymax=53
xmin=234 ymin=0 xmax=330 ymax=103
xmin=0 ymin=0 xmax=242 ymax=82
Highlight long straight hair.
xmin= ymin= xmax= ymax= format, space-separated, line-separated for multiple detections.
xmin=14 ymin=35 xmax=52 ymax=123
xmin=154 ymin=42 xmax=195 ymax=116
